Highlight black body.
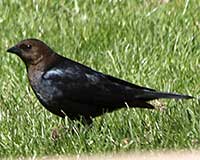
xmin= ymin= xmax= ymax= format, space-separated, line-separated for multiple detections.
xmin=7 ymin=39 xmax=193 ymax=122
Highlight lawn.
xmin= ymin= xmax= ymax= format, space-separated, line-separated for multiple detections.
xmin=0 ymin=0 xmax=199 ymax=158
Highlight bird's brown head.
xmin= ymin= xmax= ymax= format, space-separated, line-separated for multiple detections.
xmin=7 ymin=39 xmax=54 ymax=66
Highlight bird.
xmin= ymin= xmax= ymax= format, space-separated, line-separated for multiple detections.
xmin=7 ymin=38 xmax=193 ymax=123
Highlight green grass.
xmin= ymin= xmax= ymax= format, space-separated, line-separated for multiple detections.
xmin=0 ymin=0 xmax=200 ymax=158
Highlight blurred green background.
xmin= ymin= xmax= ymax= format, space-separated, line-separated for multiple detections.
xmin=0 ymin=0 xmax=199 ymax=158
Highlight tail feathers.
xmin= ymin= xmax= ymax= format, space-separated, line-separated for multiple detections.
xmin=152 ymin=91 xmax=193 ymax=99
xmin=137 ymin=90 xmax=193 ymax=101
xmin=126 ymin=91 xmax=193 ymax=110
xmin=127 ymin=101 xmax=155 ymax=109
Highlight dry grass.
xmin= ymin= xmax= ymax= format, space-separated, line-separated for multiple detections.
xmin=36 ymin=151 xmax=200 ymax=160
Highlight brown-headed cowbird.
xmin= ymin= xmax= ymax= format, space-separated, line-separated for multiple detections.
xmin=7 ymin=38 xmax=193 ymax=122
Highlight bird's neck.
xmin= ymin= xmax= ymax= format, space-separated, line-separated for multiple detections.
xmin=28 ymin=52 xmax=60 ymax=72
xmin=27 ymin=53 xmax=62 ymax=89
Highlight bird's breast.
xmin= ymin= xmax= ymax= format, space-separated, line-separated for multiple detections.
xmin=28 ymin=70 xmax=63 ymax=106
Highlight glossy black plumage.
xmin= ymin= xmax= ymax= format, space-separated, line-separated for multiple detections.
xmin=7 ymin=39 xmax=193 ymax=122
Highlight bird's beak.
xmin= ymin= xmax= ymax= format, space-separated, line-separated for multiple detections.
xmin=7 ymin=46 xmax=21 ymax=55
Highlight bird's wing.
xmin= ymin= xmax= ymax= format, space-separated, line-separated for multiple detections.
xmin=42 ymin=61 xmax=154 ymax=105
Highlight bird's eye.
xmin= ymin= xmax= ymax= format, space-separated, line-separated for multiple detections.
xmin=27 ymin=44 xmax=32 ymax=49
xmin=19 ymin=44 xmax=32 ymax=50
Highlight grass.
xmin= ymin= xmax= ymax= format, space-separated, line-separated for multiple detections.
xmin=0 ymin=0 xmax=199 ymax=158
